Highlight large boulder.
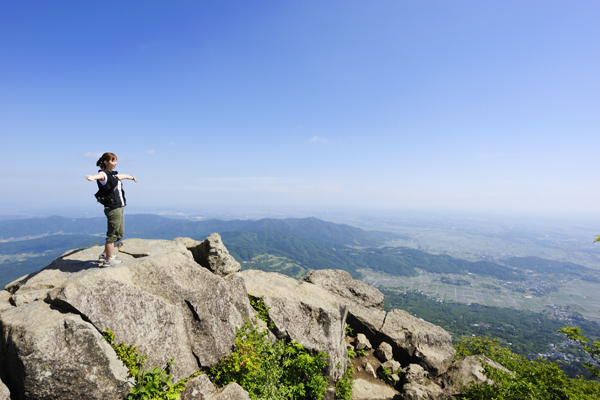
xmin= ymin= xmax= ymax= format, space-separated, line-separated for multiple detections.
xmin=442 ymin=355 xmax=512 ymax=395
xmin=177 ymin=234 xmax=241 ymax=277
xmin=300 ymin=270 xmax=387 ymax=341
xmin=379 ymin=309 xmax=455 ymax=376
xmin=300 ymin=270 xmax=384 ymax=309
xmin=240 ymin=270 xmax=349 ymax=380
xmin=351 ymin=378 xmax=397 ymax=400
xmin=1 ymin=300 xmax=131 ymax=400
xmin=0 ymin=380 xmax=9 ymax=400
xmin=0 ymin=236 xmax=254 ymax=398
xmin=180 ymin=374 xmax=250 ymax=400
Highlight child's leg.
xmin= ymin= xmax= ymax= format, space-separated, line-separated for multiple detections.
xmin=105 ymin=241 xmax=115 ymax=258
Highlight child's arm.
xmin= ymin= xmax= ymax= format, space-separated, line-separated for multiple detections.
xmin=116 ymin=174 xmax=138 ymax=183
xmin=85 ymin=173 xmax=106 ymax=182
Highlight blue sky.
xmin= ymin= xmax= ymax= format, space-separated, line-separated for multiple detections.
xmin=1 ymin=1 xmax=599 ymax=217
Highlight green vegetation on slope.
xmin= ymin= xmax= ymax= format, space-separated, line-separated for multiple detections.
xmin=455 ymin=337 xmax=600 ymax=399
xmin=381 ymin=290 xmax=600 ymax=357
xmin=222 ymin=228 xmax=526 ymax=281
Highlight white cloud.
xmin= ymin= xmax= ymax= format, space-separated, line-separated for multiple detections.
xmin=310 ymin=136 xmax=329 ymax=142
xmin=82 ymin=152 xmax=103 ymax=158
xmin=146 ymin=149 xmax=156 ymax=155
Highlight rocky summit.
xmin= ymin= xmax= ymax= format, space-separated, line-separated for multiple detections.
xmin=0 ymin=235 xmax=492 ymax=400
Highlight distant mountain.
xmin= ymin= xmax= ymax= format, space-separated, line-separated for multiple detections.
xmin=222 ymin=228 xmax=526 ymax=281
xmin=0 ymin=215 xmax=401 ymax=247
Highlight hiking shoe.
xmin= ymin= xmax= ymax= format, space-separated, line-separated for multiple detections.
xmin=103 ymin=258 xmax=122 ymax=268
xmin=99 ymin=254 xmax=118 ymax=262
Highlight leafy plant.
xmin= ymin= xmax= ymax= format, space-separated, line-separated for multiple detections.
xmin=334 ymin=365 xmax=354 ymax=400
xmin=355 ymin=349 xmax=366 ymax=358
xmin=379 ymin=366 xmax=395 ymax=386
xmin=559 ymin=325 xmax=600 ymax=379
xmin=102 ymin=328 xmax=187 ymax=400
xmin=249 ymin=295 xmax=272 ymax=328
xmin=346 ymin=349 xmax=356 ymax=359
xmin=208 ymin=319 xmax=330 ymax=400
xmin=344 ymin=324 xmax=354 ymax=337
xmin=455 ymin=336 xmax=600 ymax=399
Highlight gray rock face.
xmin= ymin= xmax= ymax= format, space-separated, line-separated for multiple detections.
xmin=180 ymin=375 xmax=250 ymax=400
xmin=223 ymin=273 xmax=259 ymax=329
xmin=0 ymin=237 xmax=254 ymax=398
xmin=381 ymin=360 xmax=401 ymax=375
xmin=402 ymin=364 xmax=428 ymax=385
xmin=180 ymin=374 xmax=217 ymax=400
xmin=240 ymin=270 xmax=348 ymax=380
xmin=364 ymin=362 xmax=377 ymax=379
xmin=301 ymin=269 xmax=385 ymax=309
xmin=380 ymin=309 xmax=455 ymax=376
xmin=375 ymin=342 xmax=394 ymax=363
xmin=355 ymin=333 xmax=371 ymax=350
xmin=211 ymin=383 xmax=251 ymax=400
xmin=188 ymin=234 xmax=241 ymax=277
xmin=442 ymin=355 xmax=512 ymax=395
xmin=0 ymin=379 xmax=10 ymax=400
xmin=1 ymin=300 xmax=131 ymax=400
xmin=351 ymin=378 xmax=397 ymax=400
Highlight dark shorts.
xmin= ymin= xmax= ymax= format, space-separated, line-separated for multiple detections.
xmin=104 ymin=207 xmax=124 ymax=243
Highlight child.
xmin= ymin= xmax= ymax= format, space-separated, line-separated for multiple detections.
xmin=85 ymin=152 xmax=137 ymax=267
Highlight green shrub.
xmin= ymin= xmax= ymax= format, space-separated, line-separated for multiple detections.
xmin=102 ymin=328 xmax=188 ymax=400
xmin=344 ymin=324 xmax=354 ymax=337
xmin=249 ymin=295 xmax=272 ymax=328
xmin=455 ymin=336 xmax=600 ymax=400
xmin=346 ymin=348 xmax=356 ymax=359
xmin=334 ymin=365 xmax=354 ymax=400
xmin=208 ymin=320 xmax=329 ymax=400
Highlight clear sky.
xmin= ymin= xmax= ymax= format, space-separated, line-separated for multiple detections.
xmin=1 ymin=1 xmax=599 ymax=218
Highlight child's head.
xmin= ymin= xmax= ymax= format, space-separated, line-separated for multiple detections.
xmin=96 ymin=152 xmax=117 ymax=169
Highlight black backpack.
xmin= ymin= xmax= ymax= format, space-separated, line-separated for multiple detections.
xmin=94 ymin=170 xmax=125 ymax=207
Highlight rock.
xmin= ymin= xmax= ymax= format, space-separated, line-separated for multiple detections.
xmin=380 ymin=309 xmax=455 ymax=376
xmin=364 ymin=362 xmax=377 ymax=378
xmin=0 ymin=291 xmax=12 ymax=313
xmin=240 ymin=269 xmax=348 ymax=380
xmin=117 ymin=238 xmax=191 ymax=259
xmin=355 ymin=333 xmax=371 ymax=350
xmin=351 ymin=378 xmax=397 ymax=400
xmin=0 ymin=379 xmax=10 ymax=400
xmin=190 ymin=234 xmax=241 ymax=277
xmin=399 ymin=382 xmax=429 ymax=400
xmin=382 ymin=360 xmax=401 ymax=375
xmin=2 ymin=239 xmax=238 ymax=387
xmin=180 ymin=374 xmax=217 ymax=400
xmin=442 ymin=355 xmax=512 ymax=395
xmin=400 ymin=381 xmax=446 ymax=400
xmin=180 ymin=375 xmax=251 ymax=400
xmin=46 ymin=247 xmax=235 ymax=379
xmin=346 ymin=305 xmax=387 ymax=341
xmin=391 ymin=374 xmax=400 ymax=383
xmin=300 ymin=269 xmax=385 ymax=309
xmin=402 ymin=364 xmax=428 ymax=385
xmin=223 ymin=273 xmax=258 ymax=329
xmin=211 ymin=382 xmax=251 ymax=400
xmin=300 ymin=270 xmax=387 ymax=341
xmin=375 ymin=342 xmax=394 ymax=363
xmin=1 ymin=300 xmax=131 ymax=399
